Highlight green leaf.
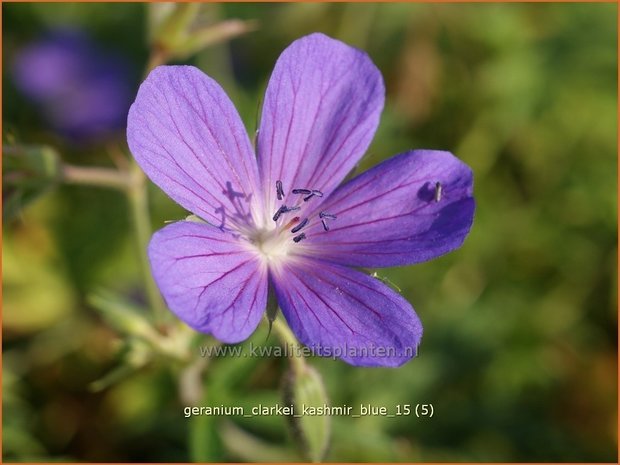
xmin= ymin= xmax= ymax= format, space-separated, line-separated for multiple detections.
xmin=3 ymin=144 xmax=61 ymax=220
xmin=88 ymin=290 xmax=158 ymax=342
xmin=174 ymin=19 xmax=259 ymax=60
xmin=148 ymin=4 xmax=257 ymax=62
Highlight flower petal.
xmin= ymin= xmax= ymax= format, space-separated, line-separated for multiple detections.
xmin=303 ymin=150 xmax=475 ymax=267
xmin=272 ymin=257 xmax=422 ymax=367
xmin=257 ymin=33 xmax=384 ymax=214
xmin=148 ymin=221 xmax=267 ymax=343
xmin=128 ymin=66 xmax=263 ymax=231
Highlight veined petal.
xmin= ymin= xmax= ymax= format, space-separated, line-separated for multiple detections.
xmin=272 ymin=257 xmax=422 ymax=367
xmin=149 ymin=221 xmax=267 ymax=343
xmin=128 ymin=66 xmax=263 ymax=232
xmin=257 ymin=33 xmax=384 ymax=214
xmin=303 ymin=150 xmax=475 ymax=267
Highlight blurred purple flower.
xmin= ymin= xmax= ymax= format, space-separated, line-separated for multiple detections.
xmin=127 ymin=33 xmax=475 ymax=366
xmin=12 ymin=29 xmax=133 ymax=142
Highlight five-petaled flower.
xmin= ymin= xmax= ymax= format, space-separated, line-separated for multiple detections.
xmin=127 ymin=33 xmax=475 ymax=367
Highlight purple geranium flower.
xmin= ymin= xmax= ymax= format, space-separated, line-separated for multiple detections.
xmin=127 ymin=33 xmax=475 ymax=367
xmin=12 ymin=29 xmax=133 ymax=142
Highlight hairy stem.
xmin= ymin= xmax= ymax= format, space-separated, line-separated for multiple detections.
xmin=127 ymin=164 xmax=167 ymax=325
xmin=60 ymin=159 xmax=168 ymax=326
xmin=61 ymin=164 xmax=131 ymax=190
xmin=271 ymin=316 xmax=307 ymax=374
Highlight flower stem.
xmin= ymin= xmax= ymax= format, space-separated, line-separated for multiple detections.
xmin=60 ymin=159 xmax=168 ymax=326
xmin=61 ymin=164 xmax=131 ymax=190
xmin=127 ymin=164 xmax=167 ymax=326
xmin=115 ymin=49 xmax=175 ymax=326
xmin=145 ymin=46 xmax=169 ymax=75
xmin=271 ymin=315 xmax=307 ymax=374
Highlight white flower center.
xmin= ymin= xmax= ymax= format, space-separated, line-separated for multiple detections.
xmin=237 ymin=180 xmax=338 ymax=267
xmin=250 ymin=227 xmax=292 ymax=264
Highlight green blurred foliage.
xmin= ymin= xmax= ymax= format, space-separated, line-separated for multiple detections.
xmin=3 ymin=2 xmax=617 ymax=462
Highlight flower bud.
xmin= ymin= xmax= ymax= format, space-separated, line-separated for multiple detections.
xmin=148 ymin=4 xmax=201 ymax=53
xmin=282 ymin=364 xmax=330 ymax=462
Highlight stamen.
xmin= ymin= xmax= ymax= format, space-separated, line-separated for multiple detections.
xmin=293 ymin=233 xmax=307 ymax=243
xmin=272 ymin=205 xmax=285 ymax=222
xmin=276 ymin=180 xmax=285 ymax=200
xmin=273 ymin=204 xmax=301 ymax=222
xmin=291 ymin=217 xmax=309 ymax=233
xmin=320 ymin=211 xmax=336 ymax=231
xmin=292 ymin=188 xmax=312 ymax=195
xmin=434 ymin=182 xmax=443 ymax=202
xmin=303 ymin=189 xmax=324 ymax=202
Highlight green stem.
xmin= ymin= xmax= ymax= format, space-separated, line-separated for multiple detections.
xmin=51 ymin=46 xmax=173 ymax=329
xmin=127 ymin=164 xmax=167 ymax=325
xmin=118 ymin=49 xmax=176 ymax=326
xmin=61 ymin=160 xmax=167 ymax=326
xmin=145 ymin=46 xmax=169 ymax=75
xmin=271 ymin=316 xmax=307 ymax=374
xmin=62 ymin=159 xmax=168 ymax=325
xmin=61 ymin=164 xmax=131 ymax=190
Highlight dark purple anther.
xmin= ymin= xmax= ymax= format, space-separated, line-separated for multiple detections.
xmin=434 ymin=182 xmax=443 ymax=202
xmin=291 ymin=217 xmax=309 ymax=233
xmin=276 ymin=180 xmax=285 ymax=200
xmin=274 ymin=204 xmax=301 ymax=221
xmin=292 ymin=188 xmax=312 ymax=195
xmin=303 ymin=189 xmax=324 ymax=202
xmin=320 ymin=211 xmax=336 ymax=231
xmin=293 ymin=233 xmax=307 ymax=243
xmin=272 ymin=205 xmax=285 ymax=222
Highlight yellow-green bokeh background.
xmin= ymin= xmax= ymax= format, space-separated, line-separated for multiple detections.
xmin=3 ymin=3 xmax=617 ymax=462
